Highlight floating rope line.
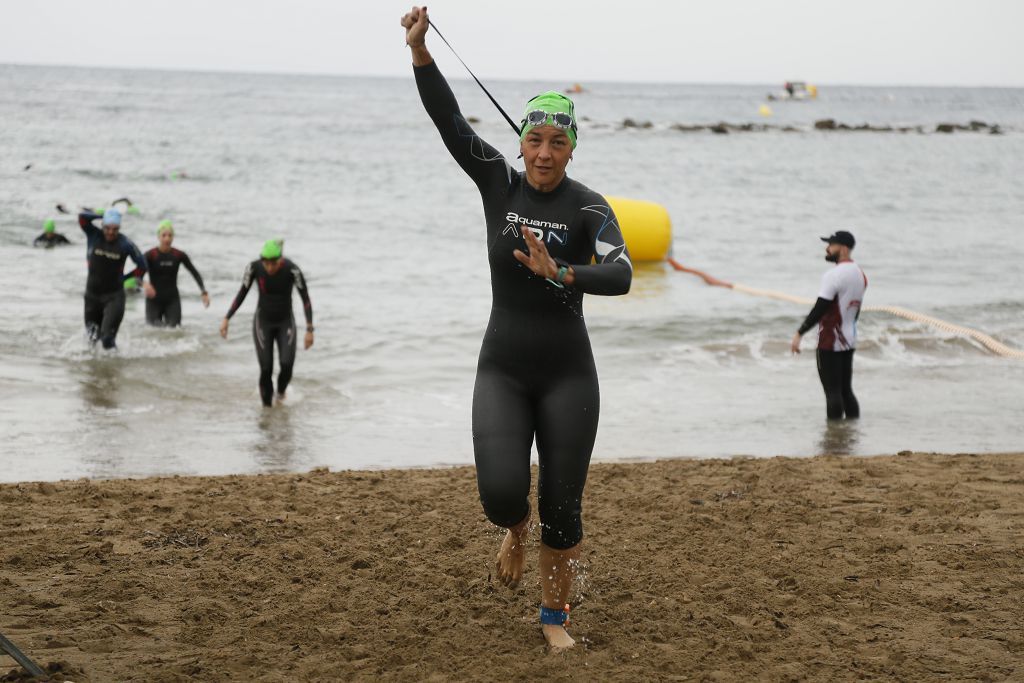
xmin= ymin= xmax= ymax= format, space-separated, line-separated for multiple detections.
xmin=667 ymin=258 xmax=1024 ymax=359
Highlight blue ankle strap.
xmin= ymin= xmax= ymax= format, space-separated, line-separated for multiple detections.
xmin=540 ymin=606 xmax=568 ymax=625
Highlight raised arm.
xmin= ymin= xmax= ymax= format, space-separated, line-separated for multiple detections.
xmin=403 ymin=6 xmax=512 ymax=192
xmin=78 ymin=211 xmax=101 ymax=239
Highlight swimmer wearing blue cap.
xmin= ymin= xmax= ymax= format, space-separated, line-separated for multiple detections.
xmin=78 ymin=207 xmax=153 ymax=349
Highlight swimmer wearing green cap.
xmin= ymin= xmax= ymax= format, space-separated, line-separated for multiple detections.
xmin=143 ymin=219 xmax=210 ymax=327
xmin=33 ymin=218 xmax=71 ymax=248
xmin=403 ymin=5 xmax=632 ymax=651
xmin=220 ymin=239 xmax=314 ymax=407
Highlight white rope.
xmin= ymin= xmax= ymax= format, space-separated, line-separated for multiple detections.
xmin=670 ymin=260 xmax=1024 ymax=359
xmin=861 ymin=305 xmax=1024 ymax=359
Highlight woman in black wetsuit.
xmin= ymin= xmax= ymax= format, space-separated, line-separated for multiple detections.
xmin=145 ymin=220 xmax=209 ymax=327
xmin=402 ymin=6 xmax=632 ymax=650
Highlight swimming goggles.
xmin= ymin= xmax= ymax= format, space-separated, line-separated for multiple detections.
xmin=522 ymin=110 xmax=576 ymax=131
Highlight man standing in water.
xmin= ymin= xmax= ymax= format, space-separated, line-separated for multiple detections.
xmin=791 ymin=231 xmax=867 ymax=419
xmin=220 ymin=239 xmax=313 ymax=407
xmin=79 ymin=208 xmax=153 ymax=349
xmin=402 ymin=6 xmax=632 ymax=650
xmin=145 ymin=220 xmax=210 ymax=327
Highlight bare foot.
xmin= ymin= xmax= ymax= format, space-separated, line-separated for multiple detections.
xmin=494 ymin=520 xmax=529 ymax=589
xmin=275 ymin=392 xmax=286 ymax=405
xmin=542 ymin=624 xmax=575 ymax=650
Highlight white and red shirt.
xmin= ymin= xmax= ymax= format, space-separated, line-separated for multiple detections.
xmin=817 ymin=261 xmax=867 ymax=351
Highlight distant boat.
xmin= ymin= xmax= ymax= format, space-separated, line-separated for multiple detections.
xmin=565 ymin=83 xmax=586 ymax=94
xmin=766 ymin=81 xmax=818 ymax=101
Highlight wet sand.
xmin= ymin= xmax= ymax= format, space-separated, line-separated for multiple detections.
xmin=2 ymin=452 xmax=1022 ymax=682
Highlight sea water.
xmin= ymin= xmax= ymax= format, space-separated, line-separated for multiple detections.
xmin=1 ymin=64 xmax=1022 ymax=481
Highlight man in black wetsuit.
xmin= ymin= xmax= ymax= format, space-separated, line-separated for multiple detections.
xmin=145 ymin=220 xmax=209 ymax=327
xmin=33 ymin=219 xmax=71 ymax=248
xmin=220 ymin=239 xmax=314 ymax=407
xmin=402 ymin=7 xmax=632 ymax=650
xmin=79 ymin=208 xmax=152 ymax=349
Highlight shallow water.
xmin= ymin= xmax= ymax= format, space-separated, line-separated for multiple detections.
xmin=2 ymin=65 xmax=1023 ymax=482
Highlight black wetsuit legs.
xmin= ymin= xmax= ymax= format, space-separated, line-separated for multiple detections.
xmin=146 ymin=295 xmax=182 ymax=327
xmin=253 ymin=315 xmax=297 ymax=406
xmin=84 ymin=290 xmax=126 ymax=349
xmin=816 ymin=349 xmax=859 ymax=419
xmin=472 ymin=316 xmax=599 ymax=550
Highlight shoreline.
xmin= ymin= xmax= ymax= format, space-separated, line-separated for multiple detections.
xmin=6 ymin=448 xmax=1022 ymax=487
xmin=2 ymin=451 xmax=1022 ymax=681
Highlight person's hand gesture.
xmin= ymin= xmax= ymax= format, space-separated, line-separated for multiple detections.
xmin=514 ymin=228 xmax=558 ymax=280
xmin=143 ymin=282 xmax=157 ymax=299
xmin=304 ymin=330 xmax=314 ymax=350
xmin=220 ymin=318 xmax=229 ymax=339
xmin=401 ymin=6 xmax=429 ymax=47
xmin=201 ymin=292 xmax=210 ymax=308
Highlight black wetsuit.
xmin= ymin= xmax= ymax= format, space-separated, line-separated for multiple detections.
xmin=416 ymin=61 xmax=632 ymax=550
xmin=33 ymin=232 xmax=71 ymax=248
xmin=225 ymin=259 xmax=313 ymax=406
xmin=145 ymin=247 xmax=206 ymax=327
xmin=79 ymin=212 xmax=147 ymax=349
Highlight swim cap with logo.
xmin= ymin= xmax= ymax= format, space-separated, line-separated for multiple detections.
xmin=44 ymin=219 xmax=56 ymax=233
xmin=519 ymin=91 xmax=578 ymax=148
xmin=260 ymin=238 xmax=284 ymax=260
xmin=157 ymin=219 xmax=174 ymax=236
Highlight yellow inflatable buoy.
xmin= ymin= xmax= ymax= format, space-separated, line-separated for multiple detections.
xmin=759 ymin=104 xmax=773 ymax=117
xmin=604 ymin=196 xmax=672 ymax=262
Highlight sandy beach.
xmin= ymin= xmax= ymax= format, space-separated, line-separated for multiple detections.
xmin=2 ymin=452 xmax=1021 ymax=681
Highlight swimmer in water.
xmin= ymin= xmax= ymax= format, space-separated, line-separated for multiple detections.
xmin=220 ymin=239 xmax=314 ymax=407
xmin=79 ymin=208 xmax=153 ymax=349
xmin=402 ymin=6 xmax=632 ymax=650
xmin=33 ymin=219 xmax=70 ymax=248
xmin=144 ymin=220 xmax=209 ymax=327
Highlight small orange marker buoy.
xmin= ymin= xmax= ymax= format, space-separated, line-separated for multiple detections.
xmin=563 ymin=603 xmax=571 ymax=627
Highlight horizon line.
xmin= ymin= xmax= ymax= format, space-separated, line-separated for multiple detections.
xmin=3 ymin=60 xmax=1023 ymax=90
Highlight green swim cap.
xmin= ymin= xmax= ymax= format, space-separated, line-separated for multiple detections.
xmin=520 ymin=91 xmax=578 ymax=148
xmin=260 ymin=238 xmax=284 ymax=260
xmin=44 ymin=219 xmax=56 ymax=233
xmin=157 ymin=219 xmax=174 ymax=236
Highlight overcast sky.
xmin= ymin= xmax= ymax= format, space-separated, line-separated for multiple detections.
xmin=3 ymin=1 xmax=1022 ymax=86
